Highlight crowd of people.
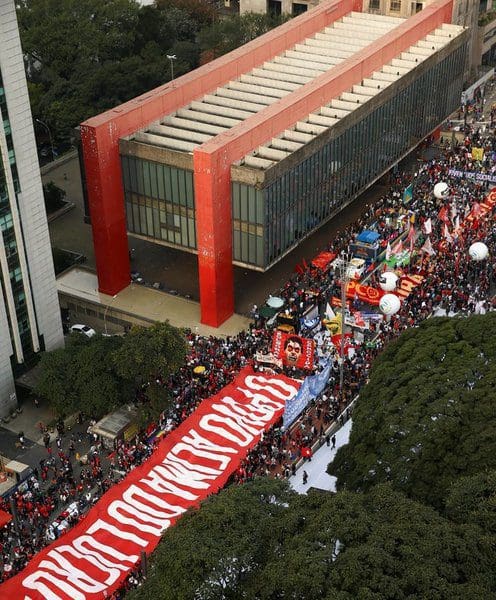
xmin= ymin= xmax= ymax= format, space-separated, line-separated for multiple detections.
xmin=1 ymin=121 xmax=496 ymax=596
xmin=0 ymin=429 xmax=160 ymax=589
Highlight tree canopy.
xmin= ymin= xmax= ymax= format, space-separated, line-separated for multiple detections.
xmin=17 ymin=0 xmax=289 ymax=142
xmin=128 ymin=479 xmax=496 ymax=600
xmin=112 ymin=321 xmax=187 ymax=385
xmin=36 ymin=321 xmax=187 ymax=419
xmin=36 ymin=333 xmax=125 ymax=418
xmin=329 ymin=312 xmax=496 ymax=509
xmin=197 ymin=12 xmax=290 ymax=62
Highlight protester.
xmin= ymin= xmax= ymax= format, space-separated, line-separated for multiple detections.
xmin=1 ymin=124 xmax=496 ymax=593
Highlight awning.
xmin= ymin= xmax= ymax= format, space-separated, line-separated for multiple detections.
xmin=0 ymin=509 xmax=12 ymax=528
xmin=259 ymin=305 xmax=278 ymax=319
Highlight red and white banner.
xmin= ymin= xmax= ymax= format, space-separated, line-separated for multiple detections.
xmin=0 ymin=368 xmax=299 ymax=600
xmin=271 ymin=331 xmax=315 ymax=370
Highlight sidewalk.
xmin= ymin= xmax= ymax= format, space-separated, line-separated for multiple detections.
xmin=2 ymin=399 xmax=54 ymax=445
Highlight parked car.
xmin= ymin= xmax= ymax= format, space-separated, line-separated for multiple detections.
xmin=69 ymin=324 xmax=96 ymax=338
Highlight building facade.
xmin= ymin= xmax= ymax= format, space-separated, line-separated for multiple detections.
xmin=0 ymin=0 xmax=64 ymax=416
xmin=81 ymin=0 xmax=466 ymax=328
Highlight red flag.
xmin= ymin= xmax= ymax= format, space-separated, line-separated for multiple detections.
xmin=438 ymin=205 xmax=450 ymax=224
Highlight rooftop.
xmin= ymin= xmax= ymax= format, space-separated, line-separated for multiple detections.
xmin=240 ymin=20 xmax=464 ymax=170
xmin=132 ymin=12 xmax=404 ymax=155
xmin=129 ymin=11 xmax=464 ymax=172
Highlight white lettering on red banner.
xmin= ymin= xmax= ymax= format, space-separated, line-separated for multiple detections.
xmin=1 ymin=368 xmax=299 ymax=600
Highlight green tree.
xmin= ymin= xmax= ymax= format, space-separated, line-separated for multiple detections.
xmin=36 ymin=345 xmax=80 ymax=417
xmin=128 ymin=481 xmax=496 ymax=600
xmin=198 ymin=12 xmax=290 ymax=61
xmin=71 ymin=334 xmax=125 ymax=417
xmin=445 ymin=469 xmax=496 ymax=534
xmin=129 ymin=478 xmax=296 ymax=600
xmin=36 ymin=334 xmax=125 ymax=418
xmin=135 ymin=381 xmax=174 ymax=429
xmin=155 ymin=0 xmax=216 ymax=26
xmin=113 ymin=321 xmax=187 ymax=385
xmin=329 ymin=313 xmax=496 ymax=509
xmin=17 ymin=0 xmax=199 ymax=140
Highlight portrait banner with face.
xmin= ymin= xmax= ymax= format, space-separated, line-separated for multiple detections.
xmin=272 ymin=330 xmax=315 ymax=370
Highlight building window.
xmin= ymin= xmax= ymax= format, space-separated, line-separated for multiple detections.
xmin=0 ymin=212 xmax=13 ymax=232
xmin=268 ymin=0 xmax=281 ymax=15
xmin=9 ymin=266 xmax=21 ymax=283
xmin=292 ymin=3 xmax=307 ymax=15
xmin=369 ymin=0 xmax=380 ymax=9
xmin=390 ymin=0 xmax=401 ymax=11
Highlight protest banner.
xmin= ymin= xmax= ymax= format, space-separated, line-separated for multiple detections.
xmin=0 ymin=368 xmax=299 ymax=600
xmin=271 ymin=331 xmax=315 ymax=370
xmin=282 ymin=361 xmax=332 ymax=429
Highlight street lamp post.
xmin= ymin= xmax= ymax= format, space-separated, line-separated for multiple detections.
xmin=166 ymin=54 xmax=177 ymax=81
xmin=338 ymin=252 xmax=353 ymax=403
xmin=35 ymin=118 xmax=55 ymax=161
xmin=103 ymin=294 xmax=117 ymax=334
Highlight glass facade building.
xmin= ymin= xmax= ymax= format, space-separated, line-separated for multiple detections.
xmin=0 ymin=73 xmax=34 ymax=364
xmin=122 ymin=156 xmax=196 ymax=250
xmin=121 ymin=41 xmax=466 ymax=270
xmin=0 ymin=0 xmax=63 ymax=416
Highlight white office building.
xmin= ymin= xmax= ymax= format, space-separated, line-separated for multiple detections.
xmin=0 ymin=0 xmax=64 ymax=417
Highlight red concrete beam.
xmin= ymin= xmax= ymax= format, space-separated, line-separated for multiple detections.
xmin=201 ymin=0 xmax=454 ymax=158
xmin=80 ymin=0 xmax=361 ymax=303
xmin=194 ymin=0 xmax=453 ymax=326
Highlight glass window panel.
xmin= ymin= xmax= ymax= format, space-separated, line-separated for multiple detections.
xmin=248 ymin=234 xmax=256 ymax=264
xmin=240 ymin=185 xmax=248 ymax=221
xmin=149 ymin=162 xmax=158 ymax=198
xmin=171 ymin=169 xmax=180 ymax=204
xmin=153 ymin=205 xmax=160 ymax=238
xmin=164 ymin=166 xmax=172 ymax=201
xmin=256 ymin=190 xmax=264 ymax=225
xmin=256 ymin=235 xmax=264 ymax=267
xmin=188 ymin=218 xmax=196 ymax=248
xmin=232 ymin=184 xmax=240 ymax=219
xmin=186 ymin=172 xmax=195 ymax=208
xmin=178 ymin=170 xmax=187 ymax=206
xmin=146 ymin=206 xmax=154 ymax=236
xmin=139 ymin=205 xmax=147 ymax=235
xmin=126 ymin=201 xmax=133 ymax=230
xmin=132 ymin=203 xmax=140 ymax=234
xmin=157 ymin=164 xmax=165 ymax=200
xmin=233 ymin=229 xmax=241 ymax=262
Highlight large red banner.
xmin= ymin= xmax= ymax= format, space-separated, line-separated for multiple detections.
xmin=0 ymin=368 xmax=299 ymax=600
xmin=271 ymin=331 xmax=315 ymax=370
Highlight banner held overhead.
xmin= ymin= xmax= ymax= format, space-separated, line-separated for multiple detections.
xmin=0 ymin=368 xmax=299 ymax=600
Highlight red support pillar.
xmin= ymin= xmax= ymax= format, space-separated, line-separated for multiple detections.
xmin=80 ymin=125 xmax=130 ymax=296
xmin=194 ymin=150 xmax=234 ymax=327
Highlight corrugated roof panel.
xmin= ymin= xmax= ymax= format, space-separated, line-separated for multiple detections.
xmin=134 ymin=13 xmax=464 ymax=159
xmin=243 ymin=22 xmax=465 ymax=170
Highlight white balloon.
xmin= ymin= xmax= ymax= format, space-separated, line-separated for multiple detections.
xmin=433 ymin=182 xmax=449 ymax=199
xmin=468 ymin=241 xmax=489 ymax=261
xmin=379 ymin=293 xmax=401 ymax=316
xmin=379 ymin=271 xmax=399 ymax=292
